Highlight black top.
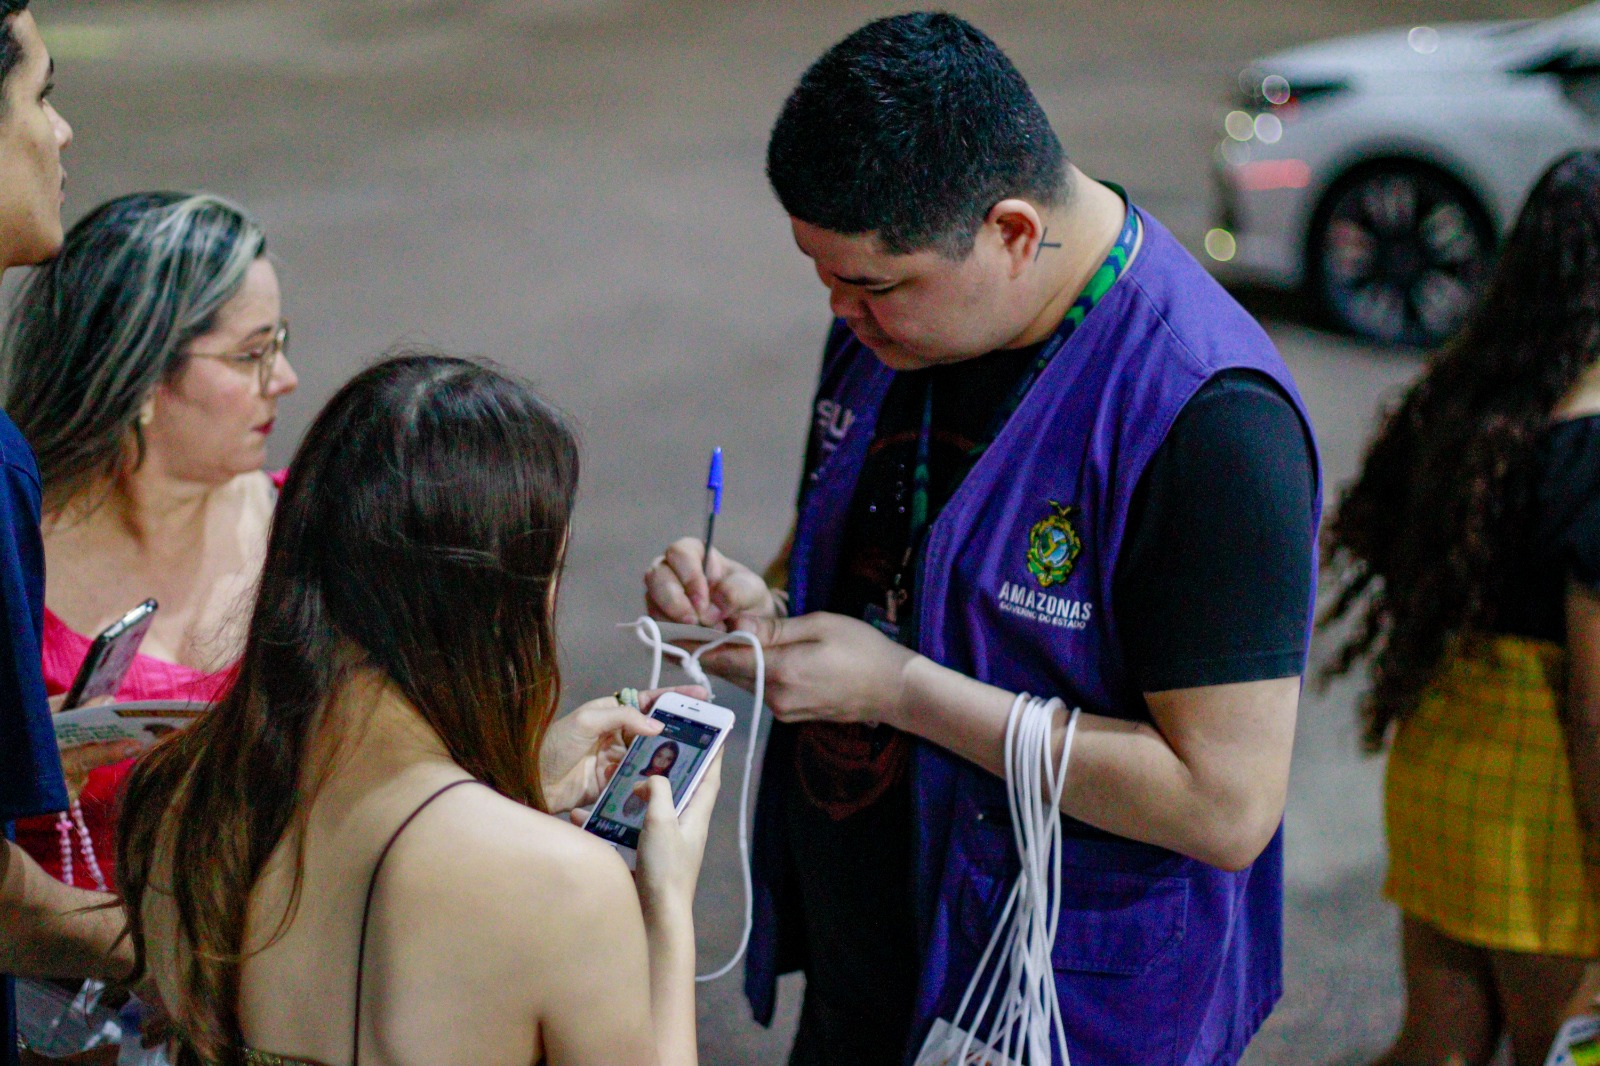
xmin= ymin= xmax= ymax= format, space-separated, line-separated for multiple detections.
xmin=238 ymin=778 xmax=480 ymax=1066
xmin=1493 ymin=413 xmax=1600 ymax=642
xmin=792 ymin=358 xmax=1316 ymax=820
xmin=813 ymin=359 xmax=1318 ymax=692
xmin=821 ymin=344 xmax=1045 ymax=632
xmin=1118 ymin=369 xmax=1319 ymax=689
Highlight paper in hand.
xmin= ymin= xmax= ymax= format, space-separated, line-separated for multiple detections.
xmin=53 ymin=700 xmax=206 ymax=753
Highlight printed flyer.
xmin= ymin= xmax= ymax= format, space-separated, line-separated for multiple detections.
xmin=52 ymin=700 xmax=208 ymax=753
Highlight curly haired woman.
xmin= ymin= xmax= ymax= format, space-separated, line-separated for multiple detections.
xmin=1324 ymin=152 xmax=1600 ymax=1065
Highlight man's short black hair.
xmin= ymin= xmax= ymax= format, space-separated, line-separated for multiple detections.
xmin=0 ymin=0 xmax=33 ymax=108
xmin=767 ymin=12 xmax=1067 ymax=258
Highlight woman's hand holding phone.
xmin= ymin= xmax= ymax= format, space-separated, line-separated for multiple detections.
xmin=633 ymin=749 xmax=723 ymax=918
xmin=47 ymin=693 xmax=114 ymax=714
xmin=539 ymin=686 xmax=708 ymax=814
xmin=627 ymin=752 xmax=722 ymax=1066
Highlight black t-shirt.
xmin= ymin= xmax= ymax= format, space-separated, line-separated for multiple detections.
xmin=821 ymin=343 xmax=1046 ymax=628
xmin=790 ymin=355 xmax=1317 ymax=825
xmin=1118 ymin=369 xmax=1319 ymax=689
xmin=782 ymin=339 xmax=1318 ymax=1060
xmin=806 ymin=354 xmax=1319 ymax=694
xmin=1493 ymin=413 xmax=1600 ymax=641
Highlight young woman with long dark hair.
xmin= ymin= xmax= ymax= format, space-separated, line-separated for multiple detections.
xmin=1324 ymin=151 xmax=1600 ymax=1065
xmin=115 ymin=354 xmax=720 ymax=1066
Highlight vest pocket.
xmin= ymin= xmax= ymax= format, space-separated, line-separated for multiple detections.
xmin=956 ymin=862 xmax=1189 ymax=978
xmin=1049 ymin=867 xmax=1189 ymax=976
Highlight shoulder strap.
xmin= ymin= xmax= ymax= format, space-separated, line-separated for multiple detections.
xmin=351 ymin=778 xmax=479 ymax=1066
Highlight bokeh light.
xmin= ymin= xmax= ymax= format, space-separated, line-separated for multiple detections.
xmin=1408 ymin=26 xmax=1439 ymax=54
xmin=1226 ymin=110 xmax=1256 ymax=141
xmin=1254 ymin=112 xmax=1284 ymax=144
xmin=1205 ymin=228 xmax=1238 ymax=262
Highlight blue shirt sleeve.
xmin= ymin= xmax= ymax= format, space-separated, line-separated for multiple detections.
xmin=0 ymin=415 xmax=66 ymax=824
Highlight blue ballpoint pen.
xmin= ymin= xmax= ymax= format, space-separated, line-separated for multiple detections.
xmin=704 ymin=447 xmax=724 ymax=561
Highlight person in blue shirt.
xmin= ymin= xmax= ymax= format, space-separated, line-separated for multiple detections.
xmin=0 ymin=3 xmax=138 ymax=1062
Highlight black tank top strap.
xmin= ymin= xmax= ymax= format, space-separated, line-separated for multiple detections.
xmin=351 ymin=777 xmax=480 ymax=1066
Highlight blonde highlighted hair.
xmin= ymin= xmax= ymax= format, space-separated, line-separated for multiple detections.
xmin=1 ymin=191 xmax=265 ymax=511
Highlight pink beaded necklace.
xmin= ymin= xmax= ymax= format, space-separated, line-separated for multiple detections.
xmin=56 ymin=801 xmax=107 ymax=892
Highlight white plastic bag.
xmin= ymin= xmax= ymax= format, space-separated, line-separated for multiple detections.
xmin=14 ymin=978 xmax=120 ymax=1058
xmin=1547 ymin=1013 xmax=1600 ymax=1066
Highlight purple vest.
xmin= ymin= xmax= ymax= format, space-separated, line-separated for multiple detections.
xmin=747 ymin=209 xmax=1322 ymax=1066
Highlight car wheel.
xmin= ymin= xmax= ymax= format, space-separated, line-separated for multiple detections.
xmin=1310 ymin=165 xmax=1494 ymax=347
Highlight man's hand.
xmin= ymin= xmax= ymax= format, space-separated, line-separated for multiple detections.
xmin=645 ymin=538 xmax=779 ymax=629
xmin=701 ymin=612 xmax=917 ymax=726
xmin=0 ymin=840 xmax=130 ymax=982
xmin=540 ymin=687 xmax=706 ymax=813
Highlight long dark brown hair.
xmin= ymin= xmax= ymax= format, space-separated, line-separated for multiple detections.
xmin=116 ymin=353 xmax=580 ymax=1064
xmin=1323 ymin=150 xmax=1600 ymax=749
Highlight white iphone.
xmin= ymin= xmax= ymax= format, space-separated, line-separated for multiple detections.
xmin=582 ymin=691 xmax=736 ymax=867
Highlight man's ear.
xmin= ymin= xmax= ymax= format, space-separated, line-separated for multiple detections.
xmin=986 ymin=199 xmax=1046 ymax=279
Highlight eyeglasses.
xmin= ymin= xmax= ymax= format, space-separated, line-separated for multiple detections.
xmin=191 ymin=320 xmax=289 ymax=396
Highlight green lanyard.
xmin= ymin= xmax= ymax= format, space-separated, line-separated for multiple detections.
xmin=879 ymin=199 xmax=1142 ymax=635
xmin=970 ymin=198 xmax=1142 ymax=463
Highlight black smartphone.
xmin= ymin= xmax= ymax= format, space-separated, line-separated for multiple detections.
xmin=62 ymin=599 xmax=158 ymax=710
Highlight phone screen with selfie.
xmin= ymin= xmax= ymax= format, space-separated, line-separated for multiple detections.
xmin=583 ymin=693 xmax=735 ymax=866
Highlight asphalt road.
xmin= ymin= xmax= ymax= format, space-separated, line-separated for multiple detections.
xmin=23 ymin=0 xmax=1576 ymax=1061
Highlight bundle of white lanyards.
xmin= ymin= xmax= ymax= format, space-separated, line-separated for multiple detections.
xmin=622 ymin=615 xmax=1082 ymax=1066
xmin=620 ymin=616 xmax=765 ymax=983
xmin=921 ymin=693 xmax=1081 ymax=1066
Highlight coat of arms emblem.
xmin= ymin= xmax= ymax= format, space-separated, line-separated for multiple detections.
xmin=1025 ymin=502 xmax=1082 ymax=588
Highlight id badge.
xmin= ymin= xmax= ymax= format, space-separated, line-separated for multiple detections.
xmin=863 ymin=603 xmax=901 ymax=642
xmin=914 ymin=1019 xmax=1024 ymax=1066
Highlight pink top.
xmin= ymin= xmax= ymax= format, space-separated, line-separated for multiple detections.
xmin=40 ymin=606 xmax=238 ymax=702
xmin=13 ymin=613 xmax=238 ymax=886
xmin=14 ymin=469 xmax=286 ymax=887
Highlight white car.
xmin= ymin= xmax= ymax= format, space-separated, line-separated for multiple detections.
xmin=1209 ymin=3 xmax=1600 ymax=346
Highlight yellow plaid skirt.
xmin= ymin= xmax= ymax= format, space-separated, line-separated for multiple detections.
xmin=1385 ymin=636 xmax=1600 ymax=956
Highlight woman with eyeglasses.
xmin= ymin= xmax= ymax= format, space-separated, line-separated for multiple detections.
xmin=1 ymin=191 xmax=297 ymax=893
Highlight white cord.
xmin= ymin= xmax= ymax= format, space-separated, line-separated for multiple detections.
xmin=616 ymin=615 xmax=1081 ymax=1052
xmin=941 ymin=693 xmax=1079 ymax=1066
xmin=620 ymin=616 xmax=764 ymax=983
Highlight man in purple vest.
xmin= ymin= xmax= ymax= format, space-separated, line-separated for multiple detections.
xmin=647 ymin=13 xmax=1321 ymax=1065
